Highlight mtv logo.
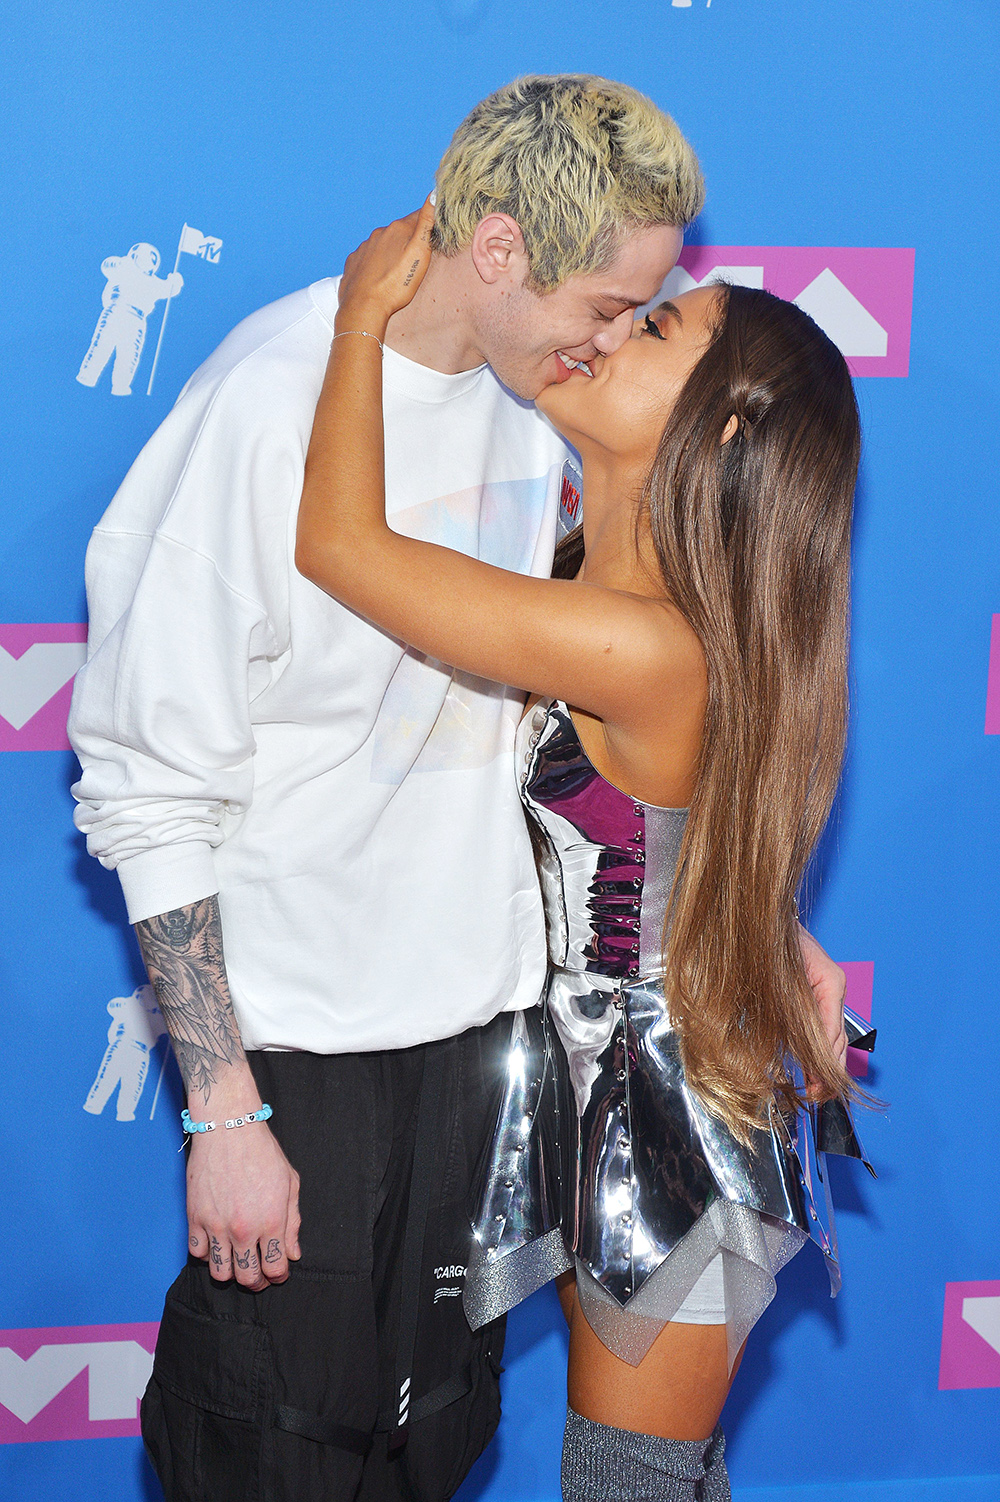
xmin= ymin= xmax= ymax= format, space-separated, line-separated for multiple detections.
xmin=0 ymin=624 xmax=87 ymax=751
xmin=840 ymin=961 xmax=874 ymax=1078
xmin=939 ymin=1281 xmax=1000 ymax=1390
xmin=985 ymin=615 xmax=1000 ymax=734
xmin=197 ymin=236 xmax=223 ymax=263
xmin=0 ymin=1323 xmax=158 ymax=1442
xmin=648 ymin=247 xmax=915 ymax=377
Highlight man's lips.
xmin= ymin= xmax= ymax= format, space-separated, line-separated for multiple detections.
xmin=552 ymin=351 xmax=595 ymax=382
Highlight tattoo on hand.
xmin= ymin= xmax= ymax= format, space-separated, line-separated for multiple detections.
xmin=210 ymin=1236 xmax=224 ymax=1269
xmin=264 ymin=1238 xmax=282 ymax=1263
xmin=234 ymin=1246 xmax=258 ymax=1272
xmin=402 ymin=258 xmax=420 ymax=287
xmin=190 ymin=1234 xmax=200 ymax=1250
xmin=135 ymin=896 xmax=244 ymax=1104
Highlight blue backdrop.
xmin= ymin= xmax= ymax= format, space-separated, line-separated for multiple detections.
xmin=3 ymin=2 xmax=999 ymax=1498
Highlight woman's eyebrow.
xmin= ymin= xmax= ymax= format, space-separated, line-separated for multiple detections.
xmin=654 ymin=300 xmax=684 ymax=327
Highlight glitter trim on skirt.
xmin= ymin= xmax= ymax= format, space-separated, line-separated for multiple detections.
xmin=464 ymin=975 xmax=875 ymax=1369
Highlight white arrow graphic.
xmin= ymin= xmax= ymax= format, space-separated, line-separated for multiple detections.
xmin=661 ymin=264 xmax=765 ymax=299
xmin=0 ymin=1341 xmax=153 ymax=1423
xmin=0 ymin=642 xmax=86 ymax=730
xmin=794 ymin=268 xmax=888 ymax=358
xmin=962 ymin=1296 xmax=1000 ymax=1357
xmin=0 ymin=1346 xmax=91 ymax=1422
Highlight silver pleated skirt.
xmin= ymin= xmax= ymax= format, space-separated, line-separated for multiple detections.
xmin=464 ymin=968 xmax=872 ymax=1368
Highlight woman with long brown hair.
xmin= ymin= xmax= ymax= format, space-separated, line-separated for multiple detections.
xmin=296 ymin=201 xmax=869 ymax=1502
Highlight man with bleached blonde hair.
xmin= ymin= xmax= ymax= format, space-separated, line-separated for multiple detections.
xmin=388 ymin=73 xmax=704 ymax=402
xmin=431 ymin=75 xmax=703 ymax=287
xmin=71 ymin=73 xmax=845 ymax=1501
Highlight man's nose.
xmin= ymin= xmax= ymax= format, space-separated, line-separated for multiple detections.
xmin=591 ymin=309 xmax=636 ymax=357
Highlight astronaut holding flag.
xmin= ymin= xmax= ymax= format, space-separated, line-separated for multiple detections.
xmin=77 ymin=222 xmax=222 ymax=396
xmin=145 ymin=223 xmax=223 ymax=394
xmin=76 ymin=243 xmax=183 ymax=397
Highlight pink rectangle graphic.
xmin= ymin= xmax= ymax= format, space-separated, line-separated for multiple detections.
xmin=986 ymin=615 xmax=1000 ymax=734
xmin=668 ymin=246 xmax=915 ymax=377
xmin=0 ymin=623 xmax=88 ymax=751
xmin=939 ymin=1281 xmax=1000 ymax=1390
xmin=0 ymin=1322 xmax=158 ymax=1442
xmin=839 ymin=961 xmax=874 ymax=1078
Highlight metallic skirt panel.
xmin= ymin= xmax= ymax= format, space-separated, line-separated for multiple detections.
xmin=465 ymin=970 xmax=872 ymax=1368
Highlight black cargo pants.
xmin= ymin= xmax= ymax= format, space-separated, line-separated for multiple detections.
xmin=141 ymin=1015 xmax=511 ymax=1501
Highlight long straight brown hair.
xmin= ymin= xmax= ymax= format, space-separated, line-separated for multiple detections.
xmin=557 ymin=285 xmax=861 ymax=1138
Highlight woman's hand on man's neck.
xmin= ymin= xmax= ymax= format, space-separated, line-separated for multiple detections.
xmin=383 ymin=252 xmax=487 ymax=374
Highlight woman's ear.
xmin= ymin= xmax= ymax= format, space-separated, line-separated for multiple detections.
xmin=721 ymin=414 xmax=740 ymax=445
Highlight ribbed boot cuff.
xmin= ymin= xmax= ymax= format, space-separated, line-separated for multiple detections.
xmin=561 ymin=1407 xmax=729 ymax=1500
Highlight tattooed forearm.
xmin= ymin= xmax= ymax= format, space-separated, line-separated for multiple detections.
xmin=135 ymin=896 xmax=245 ymax=1104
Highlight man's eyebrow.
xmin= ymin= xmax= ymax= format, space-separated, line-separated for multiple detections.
xmin=655 ymin=300 xmax=684 ymax=327
xmin=597 ymin=293 xmax=645 ymax=309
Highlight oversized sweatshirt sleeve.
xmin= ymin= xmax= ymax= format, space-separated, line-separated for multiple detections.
xmin=69 ymin=365 xmax=299 ymax=925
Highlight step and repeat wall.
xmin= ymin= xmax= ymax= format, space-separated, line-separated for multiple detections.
xmin=2 ymin=2 xmax=998 ymax=1498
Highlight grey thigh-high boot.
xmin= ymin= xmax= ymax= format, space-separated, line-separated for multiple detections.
xmin=561 ymin=1407 xmax=730 ymax=1501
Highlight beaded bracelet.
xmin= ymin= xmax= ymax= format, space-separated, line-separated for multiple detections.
xmin=181 ymin=1103 xmax=273 ymax=1135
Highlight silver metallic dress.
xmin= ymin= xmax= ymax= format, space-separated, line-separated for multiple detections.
xmin=464 ymin=700 xmax=875 ymax=1368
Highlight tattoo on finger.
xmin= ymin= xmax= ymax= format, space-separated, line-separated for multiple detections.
xmin=210 ymin=1235 xmax=224 ymax=1269
xmin=264 ymin=1238 xmax=282 ymax=1263
xmin=234 ymin=1247 xmax=258 ymax=1272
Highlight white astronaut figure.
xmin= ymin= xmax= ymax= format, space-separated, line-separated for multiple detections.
xmin=84 ymin=985 xmax=168 ymax=1120
xmin=76 ymin=243 xmax=183 ymax=396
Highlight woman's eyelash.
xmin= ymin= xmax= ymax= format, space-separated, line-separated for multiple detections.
xmin=644 ymin=314 xmax=665 ymax=340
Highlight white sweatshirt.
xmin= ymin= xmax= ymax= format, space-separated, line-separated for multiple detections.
xmin=70 ymin=277 xmax=572 ymax=1053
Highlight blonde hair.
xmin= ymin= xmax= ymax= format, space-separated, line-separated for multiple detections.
xmin=432 ymin=75 xmax=705 ymax=291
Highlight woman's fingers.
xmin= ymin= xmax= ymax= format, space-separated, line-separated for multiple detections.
xmin=398 ymin=197 xmax=435 ymax=295
xmin=411 ymin=194 xmax=436 ymax=252
xmin=337 ymin=197 xmax=436 ymax=325
xmin=834 ymin=1025 xmax=848 ymax=1068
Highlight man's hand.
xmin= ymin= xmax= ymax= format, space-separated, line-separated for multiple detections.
xmin=797 ymin=923 xmax=848 ymax=1096
xmin=135 ymin=896 xmax=302 ymax=1290
xmin=186 ymin=1120 xmax=301 ymax=1290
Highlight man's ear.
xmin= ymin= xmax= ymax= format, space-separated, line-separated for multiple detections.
xmin=470 ymin=213 xmax=528 ymax=286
